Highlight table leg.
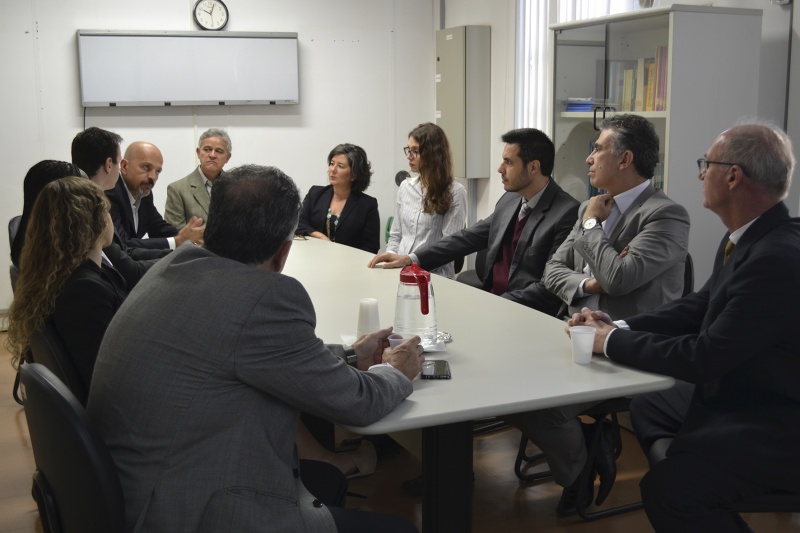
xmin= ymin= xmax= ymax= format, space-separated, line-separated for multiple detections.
xmin=421 ymin=421 xmax=473 ymax=532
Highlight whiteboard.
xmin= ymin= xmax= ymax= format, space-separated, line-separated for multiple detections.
xmin=77 ymin=31 xmax=299 ymax=106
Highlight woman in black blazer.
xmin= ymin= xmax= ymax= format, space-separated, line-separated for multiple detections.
xmin=7 ymin=176 xmax=126 ymax=393
xmin=296 ymin=143 xmax=380 ymax=253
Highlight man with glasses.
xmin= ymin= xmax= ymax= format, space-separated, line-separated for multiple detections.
xmin=523 ymin=113 xmax=690 ymax=517
xmin=573 ymin=122 xmax=800 ymax=531
xmin=370 ymin=127 xmax=579 ymax=316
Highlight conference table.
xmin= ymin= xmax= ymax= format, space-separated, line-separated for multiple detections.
xmin=284 ymin=238 xmax=674 ymax=532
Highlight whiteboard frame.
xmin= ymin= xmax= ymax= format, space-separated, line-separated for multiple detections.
xmin=77 ymin=30 xmax=300 ymax=107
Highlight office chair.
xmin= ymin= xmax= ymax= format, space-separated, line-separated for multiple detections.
xmin=514 ymin=253 xmax=696 ymax=519
xmin=20 ymin=363 xmax=125 ymax=533
xmin=455 ymin=248 xmax=487 ymax=290
xmin=9 ymin=215 xmax=21 ymax=292
xmin=28 ymin=318 xmax=88 ymax=407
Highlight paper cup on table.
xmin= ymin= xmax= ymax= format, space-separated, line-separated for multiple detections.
xmin=569 ymin=326 xmax=595 ymax=365
xmin=356 ymin=298 xmax=380 ymax=340
xmin=387 ymin=333 xmax=414 ymax=348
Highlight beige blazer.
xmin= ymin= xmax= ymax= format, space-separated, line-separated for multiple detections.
xmin=164 ymin=167 xmax=211 ymax=228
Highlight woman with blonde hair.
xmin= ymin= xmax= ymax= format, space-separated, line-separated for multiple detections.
xmin=7 ymin=176 xmax=125 ymax=393
xmin=372 ymin=122 xmax=466 ymax=277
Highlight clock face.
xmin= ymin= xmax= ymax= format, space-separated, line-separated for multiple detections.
xmin=194 ymin=0 xmax=229 ymax=31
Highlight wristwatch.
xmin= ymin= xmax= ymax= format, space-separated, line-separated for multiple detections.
xmin=581 ymin=217 xmax=602 ymax=234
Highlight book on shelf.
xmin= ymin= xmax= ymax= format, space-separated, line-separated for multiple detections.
xmin=655 ymin=45 xmax=668 ymax=111
xmin=634 ymin=57 xmax=646 ymax=112
xmin=645 ymin=59 xmax=656 ymax=111
xmin=621 ymin=68 xmax=634 ymax=112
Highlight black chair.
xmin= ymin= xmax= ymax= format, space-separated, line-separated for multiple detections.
xmin=455 ymin=248 xmax=487 ymax=289
xmin=20 ymin=363 xmax=125 ymax=533
xmin=28 ymin=318 xmax=88 ymax=406
xmin=648 ymin=437 xmax=800 ymax=515
xmin=9 ymin=215 xmax=21 ymax=292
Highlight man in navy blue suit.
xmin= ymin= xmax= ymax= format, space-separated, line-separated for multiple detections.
xmin=109 ymin=141 xmax=205 ymax=250
xmin=572 ymin=122 xmax=800 ymax=532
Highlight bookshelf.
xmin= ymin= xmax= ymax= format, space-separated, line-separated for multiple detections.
xmin=549 ymin=4 xmax=762 ymax=285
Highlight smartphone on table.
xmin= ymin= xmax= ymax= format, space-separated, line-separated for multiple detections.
xmin=421 ymin=360 xmax=451 ymax=380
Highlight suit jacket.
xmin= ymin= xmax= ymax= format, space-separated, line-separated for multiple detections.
xmin=164 ymin=167 xmax=211 ymax=229
xmin=107 ymin=177 xmax=178 ymax=250
xmin=296 ymin=185 xmax=380 ymax=254
xmin=414 ymin=181 xmax=579 ymax=315
xmin=607 ymin=202 xmax=800 ymax=492
xmin=51 ymin=260 xmax=127 ymax=394
xmin=87 ymin=244 xmax=413 ymax=533
xmin=543 ymin=184 xmax=690 ymax=319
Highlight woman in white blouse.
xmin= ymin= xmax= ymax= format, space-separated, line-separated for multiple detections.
xmin=383 ymin=122 xmax=466 ymax=278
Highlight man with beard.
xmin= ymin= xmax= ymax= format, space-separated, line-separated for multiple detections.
xmin=108 ymin=141 xmax=205 ymax=250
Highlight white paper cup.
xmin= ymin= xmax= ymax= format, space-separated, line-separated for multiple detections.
xmin=356 ymin=298 xmax=380 ymax=339
xmin=569 ymin=326 xmax=595 ymax=365
xmin=388 ymin=333 xmax=414 ymax=348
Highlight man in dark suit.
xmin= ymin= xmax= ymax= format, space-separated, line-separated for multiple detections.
xmin=369 ymin=128 xmax=579 ymax=316
xmin=572 ymin=122 xmax=800 ymax=531
xmin=109 ymin=141 xmax=205 ymax=250
xmin=89 ymin=164 xmax=422 ymax=533
xmin=71 ymin=127 xmax=167 ymax=288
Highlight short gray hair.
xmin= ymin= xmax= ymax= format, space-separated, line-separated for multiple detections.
xmin=198 ymin=128 xmax=232 ymax=153
xmin=716 ymin=121 xmax=795 ymax=200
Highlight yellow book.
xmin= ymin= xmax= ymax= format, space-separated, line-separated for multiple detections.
xmin=645 ymin=61 xmax=656 ymax=111
xmin=634 ymin=57 xmax=646 ymax=111
xmin=622 ymin=69 xmax=634 ymax=112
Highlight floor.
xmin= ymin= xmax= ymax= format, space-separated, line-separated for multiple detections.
xmin=1 ymin=333 xmax=798 ymax=532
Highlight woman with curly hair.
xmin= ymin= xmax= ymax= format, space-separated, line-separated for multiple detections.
xmin=381 ymin=122 xmax=466 ymax=278
xmin=7 ymin=176 xmax=125 ymax=393
xmin=295 ymin=143 xmax=380 ymax=253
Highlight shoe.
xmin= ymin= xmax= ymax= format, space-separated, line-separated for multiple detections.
xmin=556 ymin=469 xmax=595 ymax=517
xmin=593 ymin=419 xmax=620 ymax=506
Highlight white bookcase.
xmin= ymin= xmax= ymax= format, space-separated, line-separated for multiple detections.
xmin=549 ymin=4 xmax=762 ymax=284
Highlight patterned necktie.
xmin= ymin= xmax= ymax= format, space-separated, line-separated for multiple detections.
xmin=518 ymin=200 xmax=532 ymax=221
xmin=723 ymin=240 xmax=735 ymax=265
xmin=205 ymin=181 xmax=212 ymax=197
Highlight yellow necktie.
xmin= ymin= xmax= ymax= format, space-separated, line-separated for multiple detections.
xmin=723 ymin=240 xmax=735 ymax=265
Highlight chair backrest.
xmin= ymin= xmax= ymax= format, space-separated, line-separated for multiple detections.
xmin=9 ymin=215 xmax=21 ymax=293
xmin=9 ymin=215 xmax=21 ymax=244
xmin=20 ymin=363 xmax=125 ymax=533
xmin=682 ymin=252 xmax=694 ymax=297
xmin=474 ymin=247 xmax=488 ymax=283
xmin=28 ymin=319 xmax=88 ymax=406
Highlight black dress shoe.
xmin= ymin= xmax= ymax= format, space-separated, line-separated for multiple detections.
xmin=593 ymin=419 xmax=620 ymax=506
xmin=556 ymin=469 xmax=595 ymax=517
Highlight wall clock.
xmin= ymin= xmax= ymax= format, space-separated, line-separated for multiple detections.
xmin=194 ymin=0 xmax=229 ymax=31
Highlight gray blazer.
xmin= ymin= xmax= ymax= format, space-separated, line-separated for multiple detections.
xmin=87 ymin=244 xmax=413 ymax=533
xmin=543 ymin=184 xmax=690 ymax=320
xmin=164 ymin=167 xmax=211 ymax=228
xmin=414 ymin=181 xmax=579 ymax=315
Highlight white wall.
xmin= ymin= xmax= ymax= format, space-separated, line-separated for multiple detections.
xmin=0 ymin=0 xmax=436 ymax=310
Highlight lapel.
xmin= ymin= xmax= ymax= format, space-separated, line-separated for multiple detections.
xmin=606 ymin=184 xmax=657 ymax=244
xmin=338 ymin=190 xmax=360 ymax=227
xmin=705 ymin=202 xmax=790 ymax=325
xmin=510 ymin=182 xmax=557 ymax=275
xmin=189 ymin=168 xmax=211 ymax=217
xmin=115 ymin=176 xmax=137 ymax=236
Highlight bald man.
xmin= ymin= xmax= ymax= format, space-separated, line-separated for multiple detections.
xmin=108 ymin=142 xmax=205 ymax=250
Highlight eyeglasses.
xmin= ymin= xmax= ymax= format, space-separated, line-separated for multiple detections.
xmin=403 ymin=146 xmax=420 ymax=158
xmin=697 ymin=158 xmax=738 ymax=173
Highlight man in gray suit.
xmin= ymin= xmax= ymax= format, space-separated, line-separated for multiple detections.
xmin=514 ymin=114 xmax=690 ymax=516
xmin=88 ymin=165 xmax=422 ymax=533
xmin=369 ymin=128 xmax=579 ymax=316
xmin=164 ymin=128 xmax=232 ymax=228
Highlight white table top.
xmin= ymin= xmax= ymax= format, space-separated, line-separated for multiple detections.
xmin=284 ymin=238 xmax=675 ymax=434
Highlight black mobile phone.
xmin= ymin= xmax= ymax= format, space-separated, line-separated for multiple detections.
xmin=421 ymin=360 xmax=451 ymax=380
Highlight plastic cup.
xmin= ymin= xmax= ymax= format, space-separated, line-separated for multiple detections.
xmin=356 ymin=298 xmax=380 ymax=339
xmin=569 ymin=326 xmax=595 ymax=365
xmin=388 ymin=333 xmax=414 ymax=348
